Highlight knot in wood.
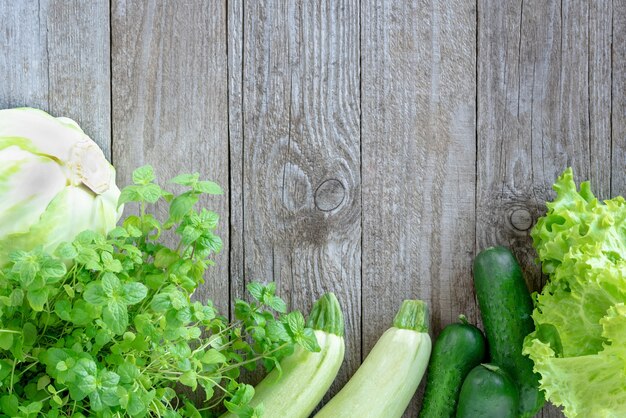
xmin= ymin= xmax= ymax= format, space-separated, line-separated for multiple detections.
xmin=510 ymin=208 xmax=533 ymax=231
xmin=314 ymin=179 xmax=345 ymax=211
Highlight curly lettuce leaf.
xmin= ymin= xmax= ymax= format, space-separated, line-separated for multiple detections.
xmin=524 ymin=168 xmax=626 ymax=417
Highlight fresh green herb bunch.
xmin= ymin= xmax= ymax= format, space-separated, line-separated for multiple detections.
xmin=0 ymin=166 xmax=319 ymax=418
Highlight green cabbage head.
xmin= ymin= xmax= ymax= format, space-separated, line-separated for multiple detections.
xmin=524 ymin=168 xmax=626 ymax=417
xmin=0 ymin=108 xmax=122 ymax=265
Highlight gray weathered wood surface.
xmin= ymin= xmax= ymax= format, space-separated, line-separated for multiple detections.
xmin=2 ymin=1 xmax=622 ymax=416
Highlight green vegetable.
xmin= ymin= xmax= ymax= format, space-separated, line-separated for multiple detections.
xmin=315 ymin=300 xmax=431 ymax=418
xmin=524 ymin=168 xmax=626 ymax=417
xmin=473 ymin=245 xmax=544 ymax=417
xmin=0 ymin=108 xmax=122 ymax=266
xmin=221 ymin=293 xmax=345 ymax=418
xmin=418 ymin=316 xmax=486 ymax=418
xmin=0 ymin=165 xmax=317 ymax=417
xmin=455 ymin=364 xmax=519 ymax=418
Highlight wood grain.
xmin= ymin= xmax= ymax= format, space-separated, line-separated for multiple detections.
xmin=228 ymin=0 xmax=362 ymax=398
xmin=477 ymin=1 xmax=613 ymax=417
xmin=111 ymin=0 xmax=230 ymax=313
xmin=0 ymin=0 xmax=111 ymax=158
xmin=361 ymin=1 xmax=477 ymax=415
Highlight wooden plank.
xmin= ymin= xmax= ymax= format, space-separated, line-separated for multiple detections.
xmin=613 ymin=0 xmax=626 ymax=196
xmin=589 ymin=1 xmax=613 ymax=199
xmin=0 ymin=0 xmax=111 ymax=158
xmin=229 ymin=0 xmax=362 ymax=398
xmin=361 ymin=0 xmax=477 ymax=415
xmin=111 ymin=1 xmax=230 ymax=314
xmin=228 ymin=0 xmax=244 ymax=321
xmin=477 ymin=1 xmax=612 ymax=417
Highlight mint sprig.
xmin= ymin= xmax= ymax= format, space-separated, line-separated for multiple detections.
xmin=0 ymin=165 xmax=316 ymax=417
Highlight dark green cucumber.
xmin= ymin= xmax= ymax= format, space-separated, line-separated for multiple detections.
xmin=473 ymin=246 xmax=544 ymax=418
xmin=456 ymin=364 xmax=519 ymax=418
xmin=418 ymin=316 xmax=486 ymax=418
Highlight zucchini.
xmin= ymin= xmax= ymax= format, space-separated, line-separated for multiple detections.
xmin=418 ymin=316 xmax=486 ymax=418
xmin=220 ymin=293 xmax=345 ymax=418
xmin=473 ymin=246 xmax=544 ymax=417
xmin=315 ymin=300 xmax=431 ymax=418
xmin=456 ymin=363 xmax=519 ymax=418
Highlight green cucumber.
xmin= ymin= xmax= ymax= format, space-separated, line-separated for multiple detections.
xmin=418 ymin=316 xmax=486 ymax=418
xmin=456 ymin=363 xmax=519 ymax=418
xmin=473 ymin=246 xmax=544 ymax=417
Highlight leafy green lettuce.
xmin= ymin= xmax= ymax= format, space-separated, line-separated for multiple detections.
xmin=524 ymin=168 xmax=626 ymax=417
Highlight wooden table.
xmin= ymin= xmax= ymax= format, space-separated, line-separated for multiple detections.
xmin=3 ymin=1 xmax=621 ymax=417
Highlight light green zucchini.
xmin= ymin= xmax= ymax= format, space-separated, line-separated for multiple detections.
xmin=220 ymin=292 xmax=345 ymax=418
xmin=315 ymin=299 xmax=431 ymax=418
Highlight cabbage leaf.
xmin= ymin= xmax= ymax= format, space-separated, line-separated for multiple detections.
xmin=0 ymin=108 xmax=122 ymax=265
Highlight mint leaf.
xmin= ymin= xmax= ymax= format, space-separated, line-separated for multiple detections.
xmin=101 ymin=252 xmax=123 ymax=273
xmin=68 ymin=359 xmax=97 ymax=400
xmin=286 ymin=311 xmax=305 ymax=335
xmin=180 ymin=225 xmax=203 ymax=245
xmin=122 ymin=388 xmax=150 ymax=416
xmin=246 ymin=282 xmax=263 ymax=300
xmin=83 ymin=283 xmax=107 ymax=305
xmin=154 ymin=248 xmax=179 ymax=269
xmin=14 ymin=257 xmax=38 ymax=287
xmin=132 ymin=165 xmax=155 ymax=185
xmin=266 ymin=282 xmax=277 ymax=295
xmin=266 ymin=321 xmax=290 ymax=341
xmin=8 ymin=250 xmax=28 ymax=263
xmin=297 ymin=328 xmax=321 ymax=352
xmin=169 ymin=193 xmax=198 ymax=222
xmin=19 ymin=401 xmax=42 ymax=415
xmin=138 ymin=183 xmax=163 ymax=203
xmin=74 ymin=358 xmax=97 ymax=379
xmin=122 ymin=282 xmax=148 ymax=305
xmin=107 ymin=226 xmax=129 ymax=239
xmin=150 ymin=293 xmax=172 ymax=312
xmin=268 ymin=296 xmax=287 ymax=313
xmin=194 ymin=180 xmax=223 ymax=195
xmin=40 ymin=257 xmax=66 ymax=278
xmin=0 ymin=394 xmax=18 ymax=416
xmin=199 ymin=209 xmax=220 ymax=229
xmin=0 ymin=333 xmax=14 ymax=350
xmin=117 ymin=362 xmax=140 ymax=383
xmin=75 ymin=246 xmax=101 ymax=269
xmin=180 ymin=370 xmax=198 ymax=390
xmin=22 ymin=323 xmax=37 ymax=347
xmin=101 ymin=370 xmax=120 ymax=387
xmin=199 ymin=232 xmax=223 ymax=253
xmin=101 ymin=272 xmax=121 ymax=297
xmin=54 ymin=300 xmax=72 ymax=321
xmin=118 ymin=185 xmax=142 ymax=207
xmin=170 ymin=173 xmax=199 ymax=186
xmin=10 ymin=289 xmax=24 ymax=306
xmin=201 ymin=349 xmax=227 ymax=365
xmin=54 ymin=242 xmax=78 ymax=260
xmin=226 ymin=384 xmax=255 ymax=410
xmin=104 ymin=301 xmax=128 ymax=335
xmin=27 ymin=288 xmax=48 ymax=312
xmin=175 ymin=307 xmax=193 ymax=324
xmin=36 ymin=375 xmax=50 ymax=391
xmin=24 ymin=274 xmax=45 ymax=291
